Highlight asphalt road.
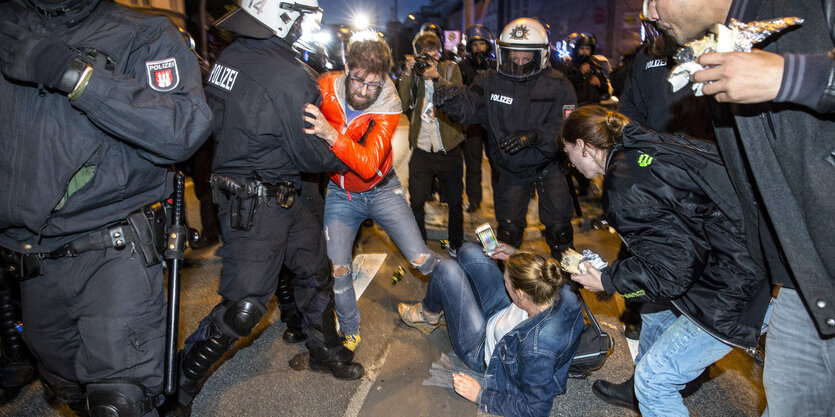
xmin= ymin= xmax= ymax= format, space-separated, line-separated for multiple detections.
xmin=0 ymin=116 xmax=766 ymax=417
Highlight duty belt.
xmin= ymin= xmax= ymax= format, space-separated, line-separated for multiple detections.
xmin=210 ymin=173 xmax=296 ymax=208
xmin=0 ymin=222 xmax=136 ymax=281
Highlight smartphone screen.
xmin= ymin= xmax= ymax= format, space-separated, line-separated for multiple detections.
xmin=476 ymin=224 xmax=498 ymax=252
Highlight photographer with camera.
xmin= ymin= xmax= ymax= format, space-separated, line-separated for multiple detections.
xmin=399 ymin=32 xmax=465 ymax=257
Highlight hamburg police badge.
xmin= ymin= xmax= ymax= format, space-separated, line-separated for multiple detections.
xmin=146 ymin=58 xmax=180 ymax=92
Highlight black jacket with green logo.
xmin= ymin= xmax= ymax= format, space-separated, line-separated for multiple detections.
xmin=599 ymin=124 xmax=771 ymax=349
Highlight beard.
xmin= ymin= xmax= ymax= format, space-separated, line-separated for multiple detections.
xmin=345 ymin=80 xmax=379 ymax=111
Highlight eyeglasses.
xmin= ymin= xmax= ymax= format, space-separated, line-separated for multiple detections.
xmin=348 ymin=73 xmax=385 ymax=92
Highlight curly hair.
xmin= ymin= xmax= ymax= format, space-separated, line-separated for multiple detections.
xmin=345 ymin=39 xmax=393 ymax=76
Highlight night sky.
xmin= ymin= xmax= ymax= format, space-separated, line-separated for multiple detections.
xmin=318 ymin=0 xmax=432 ymax=26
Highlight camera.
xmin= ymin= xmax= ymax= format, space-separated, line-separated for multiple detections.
xmin=412 ymin=54 xmax=434 ymax=76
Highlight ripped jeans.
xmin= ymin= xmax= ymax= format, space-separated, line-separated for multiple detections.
xmin=324 ymin=175 xmax=438 ymax=336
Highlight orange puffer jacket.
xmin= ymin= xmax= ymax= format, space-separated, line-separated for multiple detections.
xmin=318 ymin=71 xmax=402 ymax=193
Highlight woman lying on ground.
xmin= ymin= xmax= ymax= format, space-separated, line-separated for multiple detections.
xmin=561 ymin=105 xmax=770 ymax=416
xmin=398 ymin=243 xmax=585 ymax=417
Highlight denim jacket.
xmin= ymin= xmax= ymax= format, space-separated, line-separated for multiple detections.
xmin=478 ymin=285 xmax=584 ymax=417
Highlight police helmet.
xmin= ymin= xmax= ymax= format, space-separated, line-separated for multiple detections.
xmin=496 ymin=18 xmax=549 ymax=80
xmin=465 ymin=24 xmax=494 ymax=54
xmin=215 ymin=0 xmax=322 ymax=41
xmin=568 ymin=32 xmax=598 ymax=59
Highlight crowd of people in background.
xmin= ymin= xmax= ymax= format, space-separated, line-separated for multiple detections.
xmin=0 ymin=0 xmax=832 ymax=416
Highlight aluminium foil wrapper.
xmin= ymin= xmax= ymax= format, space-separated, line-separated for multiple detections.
xmin=667 ymin=17 xmax=804 ymax=94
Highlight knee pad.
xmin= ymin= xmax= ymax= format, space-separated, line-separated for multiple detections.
xmin=497 ymin=219 xmax=524 ymax=248
xmin=545 ymin=224 xmax=574 ymax=255
xmin=215 ymin=298 xmax=266 ymax=339
xmin=86 ymin=380 xmax=154 ymax=417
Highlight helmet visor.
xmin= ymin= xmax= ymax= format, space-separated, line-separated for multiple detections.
xmin=497 ymin=47 xmax=545 ymax=78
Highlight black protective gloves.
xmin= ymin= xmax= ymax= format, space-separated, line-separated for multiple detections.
xmin=432 ymin=84 xmax=460 ymax=108
xmin=498 ymin=130 xmax=538 ymax=154
xmin=0 ymin=20 xmax=79 ymax=92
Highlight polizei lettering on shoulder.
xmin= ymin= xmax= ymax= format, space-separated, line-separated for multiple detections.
xmin=490 ymin=94 xmax=513 ymax=105
xmin=208 ymin=63 xmax=239 ymax=92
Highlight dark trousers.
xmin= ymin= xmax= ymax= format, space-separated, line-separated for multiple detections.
xmin=408 ymin=147 xmax=464 ymax=249
xmin=186 ymin=195 xmax=341 ymax=349
xmin=462 ymin=132 xmax=484 ymax=207
xmin=192 ymin=140 xmax=220 ymax=240
xmin=20 ymin=248 xmax=165 ymax=410
xmin=493 ymin=164 xmax=574 ymax=258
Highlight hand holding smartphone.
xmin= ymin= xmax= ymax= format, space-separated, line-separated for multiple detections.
xmin=476 ymin=223 xmax=499 ymax=254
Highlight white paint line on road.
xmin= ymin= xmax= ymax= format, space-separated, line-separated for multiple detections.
xmin=342 ymin=339 xmax=396 ymax=417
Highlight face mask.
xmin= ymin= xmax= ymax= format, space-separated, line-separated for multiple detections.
xmin=472 ymin=50 xmax=489 ymax=68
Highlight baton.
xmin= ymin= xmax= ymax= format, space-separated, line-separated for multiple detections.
xmin=164 ymin=172 xmax=188 ymax=395
xmin=565 ymin=172 xmax=583 ymax=218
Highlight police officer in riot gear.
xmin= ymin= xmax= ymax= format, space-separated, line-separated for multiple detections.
xmin=561 ymin=32 xmax=612 ymax=105
xmin=457 ymin=24 xmax=496 ymax=213
xmin=435 ymin=18 xmax=578 ymax=257
xmin=0 ymin=0 xmax=212 ymax=414
xmin=169 ymin=0 xmax=364 ymax=414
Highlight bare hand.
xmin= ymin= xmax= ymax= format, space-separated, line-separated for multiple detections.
xmin=403 ymin=55 xmax=415 ymax=75
xmin=589 ymin=76 xmax=601 ymax=87
xmin=452 ymin=372 xmax=481 ymax=403
xmin=303 ymin=103 xmax=338 ymax=146
xmin=488 ymin=242 xmax=517 ymax=261
xmin=580 ymin=62 xmax=591 ymax=75
xmin=570 ymin=262 xmax=604 ymax=292
xmin=422 ymin=58 xmax=440 ymax=80
xmin=693 ymin=49 xmax=784 ymax=104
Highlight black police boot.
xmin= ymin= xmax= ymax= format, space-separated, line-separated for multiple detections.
xmin=592 ymin=375 xmax=638 ymax=411
xmin=282 ymin=310 xmax=305 ymax=344
xmin=308 ymin=344 xmax=364 ymax=380
xmin=169 ymin=331 xmax=236 ymax=416
xmin=283 ymin=325 xmax=306 ymax=344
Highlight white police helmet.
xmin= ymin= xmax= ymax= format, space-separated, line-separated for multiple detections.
xmin=215 ymin=0 xmax=322 ymax=41
xmin=496 ymin=17 xmax=549 ymax=79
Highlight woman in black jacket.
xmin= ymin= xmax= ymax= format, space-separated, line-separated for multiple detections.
xmin=560 ymin=105 xmax=771 ymax=417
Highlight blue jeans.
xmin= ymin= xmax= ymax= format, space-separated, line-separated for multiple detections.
xmin=762 ymin=288 xmax=835 ymax=417
xmin=421 ymin=243 xmax=510 ymax=371
xmin=324 ymin=176 xmax=437 ymax=336
xmin=634 ymin=304 xmax=772 ymax=417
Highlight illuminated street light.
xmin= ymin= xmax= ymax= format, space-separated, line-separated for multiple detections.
xmin=353 ymin=13 xmax=370 ymax=29
xmin=408 ymin=14 xmax=415 ymax=20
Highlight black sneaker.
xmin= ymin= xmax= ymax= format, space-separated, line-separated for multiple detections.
xmin=465 ymin=203 xmax=479 ymax=213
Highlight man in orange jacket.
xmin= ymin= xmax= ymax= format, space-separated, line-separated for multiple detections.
xmin=304 ymin=38 xmax=439 ymax=351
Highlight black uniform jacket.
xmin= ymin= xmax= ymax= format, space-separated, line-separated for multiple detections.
xmin=619 ymin=47 xmax=714 ymax=140
xmin=0 ymin=0 xmax=212 ymax=253
xmin=599 ymin=124 xmax=771 ymax=348
xmin=439 ymin=68 xmax=577 ymax=179
xmin=206 ymin=36 xmax=345 ymax=185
